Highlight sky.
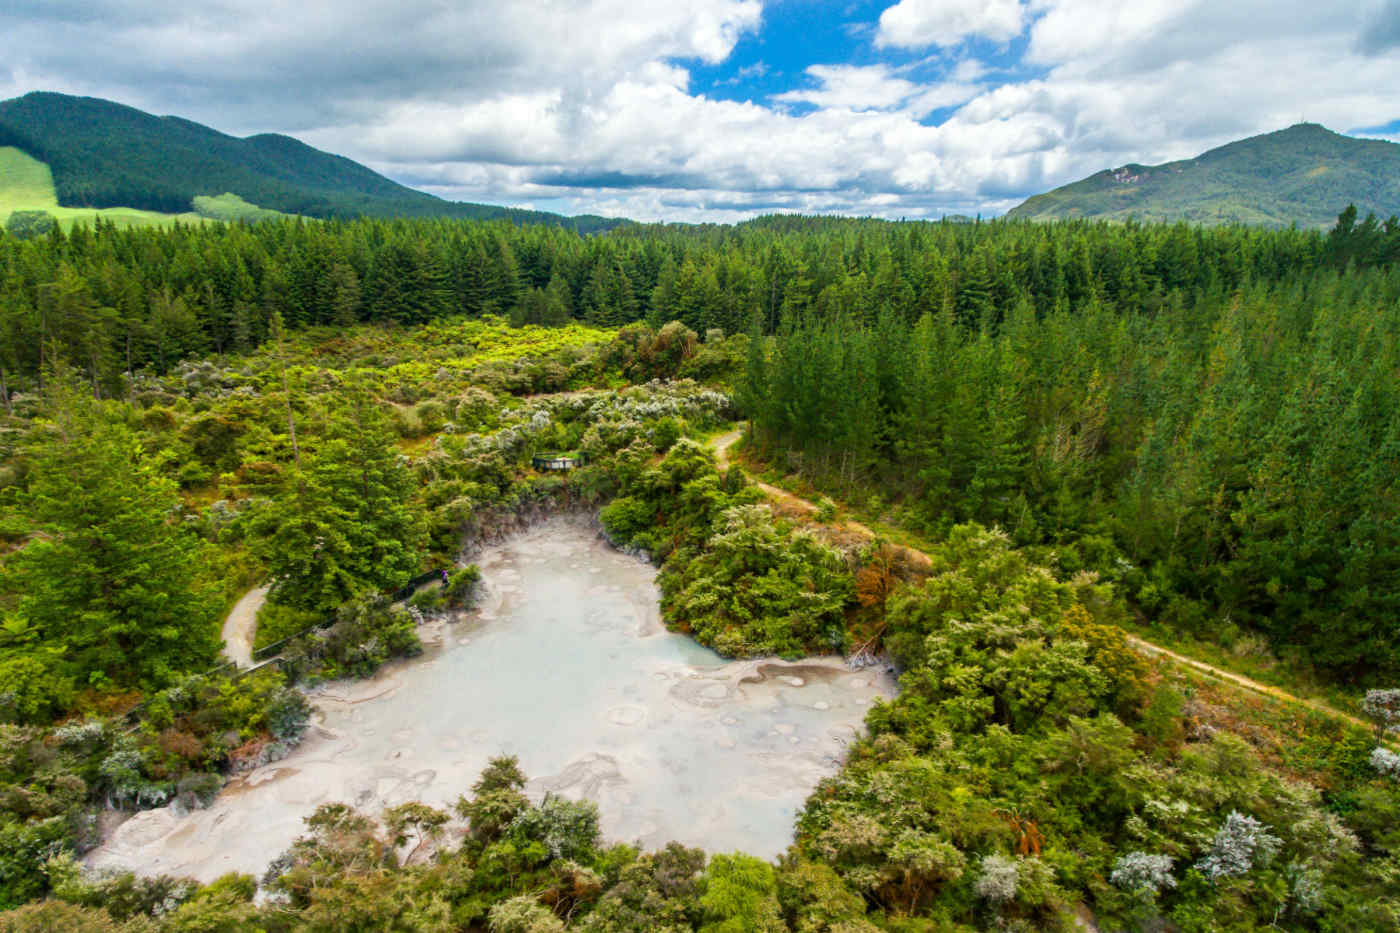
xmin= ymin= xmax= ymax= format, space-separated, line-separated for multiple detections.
xmin=3 ymin=0 xmax=1400 ymax=223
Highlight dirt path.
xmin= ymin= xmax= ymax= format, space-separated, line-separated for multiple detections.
xmin=1122 ymin=636 xmax=1375 ymax=732
xmin=713 ymin=430 xmax=929 ymax=570
xmin=709 ymin=429 xmax=1375 ymax=733
xmin=714 ymin=429 xmax=819 ymax=514
xmin=221 ymin=585 xmax=268 ymax=669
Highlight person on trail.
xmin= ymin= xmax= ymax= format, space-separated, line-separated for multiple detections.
xmin=441 ymin=569 xmax=450 ymax=586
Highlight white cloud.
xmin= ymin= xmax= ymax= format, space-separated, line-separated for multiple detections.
xmin=0 ymin=0 xmax=763 ymax=132
xmin=3 ymin=0 xmax=1400 ymax=222
xmin=876 ymin=0 xmax=1029 ymax=49
xmin=774 ymin=64 xmax=918 ymax=111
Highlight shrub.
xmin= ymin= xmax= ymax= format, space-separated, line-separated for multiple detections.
xmin=174 ymin=772 xmax=223 ymax=810
xmin=974 ymin=854 xmax=1018 ymax=906
xmin=1110 ymin=851 xmax=1176 ymax=896
xmin=390 ymin=406 xmax=424 ymax=438
xmin=98 ymin=743 xmax=171 ymax=809
xmin=444 ymin=565 xmax=483 ymax=608
xmin=1195 ymin=812 xmax=1281 ymax=880
xmin=265 ymin=688 xmax=312 ymax=742
xmin=698 ymin=853 xmax=785 ymax=933
xmin=457 ymin=757 xmax=530 ymax=845
xmin=1371 ymin=746 xmax=1400 ymax=780
xmin=455 ymin=388 xmax=500 ymax=430
xmin=282 ymin=596 xmax=421 ymax=680
xmin=649 ymin=416 xmax=683 ymax=452
xmin=47 ymin=854 xmax=198 ymax=921
xmin=0 ymin=657 xmax=75 ymax=725
xmin=3 ymin=211 xmax=55 ymax=242
xmin=0 ymin=900 xmax=123 ymax=931
xmin=252 ymin=601 xmax=322 ymax=653
xmin=488 ymin=895 xmax=564 ymax=933
xmin=777 ymin=861 xmax=871 ymax=932
xmin=0 ymin=817 xmax=71 ymax=907
xmin=1362 ymin=688 xmax=1400 ymax=741
xmin=51 ymin=720 xmax=107 ymax=752
xmin=414 ymin=399 xmax=448 ymax=433
xmin=508 ymin=796 xmax=601 ymax=863
xmin=659 ymin=505 xmax=853 ymax=657
xmin=408 ymin=586 xmax=444 ymax=613
xmin=599 ymin=496 xmax=655 ymax=550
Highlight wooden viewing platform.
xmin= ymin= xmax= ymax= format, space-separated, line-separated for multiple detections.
xmin=532 ymin=452 xmax=584 ymax=470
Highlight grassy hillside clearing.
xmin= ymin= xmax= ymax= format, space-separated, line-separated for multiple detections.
xmin=0 ymin=146 xmax=205 ymax=230
xmin=0 ymin=91 xmax=625 ymax=230
xmin=0 ymin=148 xmax=296 ymax=230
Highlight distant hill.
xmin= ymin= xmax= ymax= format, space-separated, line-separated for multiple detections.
xmin=0 ymin=92 xmax=623 ymax=232
xmin=1007 ymin=123 xmax=1400 ymax=228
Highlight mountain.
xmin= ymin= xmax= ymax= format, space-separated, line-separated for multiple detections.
xmin=1007 ymin=123 xmax=1400 ymax=228
xmin=0 ymin=92 xmax=623 ymax=232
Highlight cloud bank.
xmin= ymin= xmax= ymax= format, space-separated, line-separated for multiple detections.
xmin=2 ymin=0 xmax=1398 ymax=221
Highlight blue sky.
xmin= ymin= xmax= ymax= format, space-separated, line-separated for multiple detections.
xmin=691 ymin=0 xmax=1040 ymax=122
xmin=3 ymin=0 xmax=1399 ymax=222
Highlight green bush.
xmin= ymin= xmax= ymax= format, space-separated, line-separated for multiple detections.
xmin=455 ymin=388 xmax=500 ymax=431
xmin=390 ymin=406 xmax=424 ymax=438
xmin=281 ymin=595 xmax=421 ymax=681
xmin=414 ymin=399 xmax=448 ymax=433
xmin=2 ymin=212 xmax=55 ymax=242
xmin=0 ymin=657 xmax=75 ymax=725
xmin=445 ymin=565 xmax=483 ymax=608
xmin=252 ymin=601 xmax=322 ymax=653
xmin=660 ymin=505 xmax=853 ymax=657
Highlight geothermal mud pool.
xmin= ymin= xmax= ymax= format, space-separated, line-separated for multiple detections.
xmin=89 ymin=517 xmax=895 ymax=882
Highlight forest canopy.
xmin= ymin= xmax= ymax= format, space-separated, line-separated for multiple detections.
xmin=0 ymin=207 xmax=1396 ymax=931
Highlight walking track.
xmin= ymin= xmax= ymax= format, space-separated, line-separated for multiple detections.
xmin=220 ymin=585 xmax=268 ymax=669
xmin=709 ymin=429 xmax=1377 ymax=734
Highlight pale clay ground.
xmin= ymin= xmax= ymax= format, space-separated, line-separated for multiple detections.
xmin=89 ymin=518 xmax=894 ymax=882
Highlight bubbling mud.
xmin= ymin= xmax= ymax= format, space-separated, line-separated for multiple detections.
xmin=88 ymin=516 xmax=895 ymax=882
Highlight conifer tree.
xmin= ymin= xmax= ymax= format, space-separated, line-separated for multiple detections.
xmin=6 ymin=374 xmax=221 ymax=687
xmin=250 ymin=379 xmax=427 ymax=611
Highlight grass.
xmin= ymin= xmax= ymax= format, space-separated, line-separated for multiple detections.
xmin=396 ymin=434 xmax=439 ymax=457
xmin=192 ymin=192 xmax=289 ymax=223
xmin=1165 ymin=662 xmax=1379 ymax=788
xmin=1117 ymin=617 xmax=1365 ymax=711
xmin=0 ymin=146 xmax=55 ymax=210
xmin=0 ymin=146 xmax=221 ymax=231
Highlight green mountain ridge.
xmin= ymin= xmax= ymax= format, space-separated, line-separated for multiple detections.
xmin=0 ymin=91 xmax=623 ymax=231
xmin=1007 ymin=122 xmax=1400 ymax=227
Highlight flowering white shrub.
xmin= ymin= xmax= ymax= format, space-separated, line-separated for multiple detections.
xmin=1110 ymin=851 xmax=1176 ymax=895
xmin=507 ymin=796 xmax=600 ymax=861
xmin=1287 ymin=862 xmax=1324 ymax=915
xmin=1195 ymin=811 xmax=1282 ymax=880
xmin=487 ymin=894 xmax=564 ymax=933
xmin=99 ymin=745 xmax=172 ymax=808
xmin=1363 ymin=689 xmax=1400 ymax=738
xmin=1371 ymin=746 xmax=1400 ymax=779
xmin=579 ymin=380 xmax=734 ymax=425
xmin=974 ymin=854 xmax=1019 ymax=905
xmin=52 ymin=719 xmax=107 ymax=749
